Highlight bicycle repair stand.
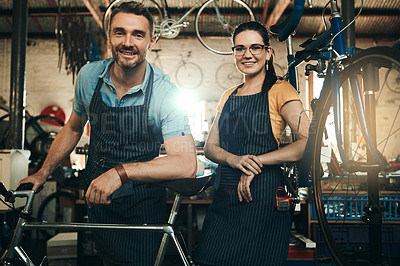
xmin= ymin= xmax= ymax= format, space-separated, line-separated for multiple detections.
xmin=0 ymin=174 xmax=214 ymax=266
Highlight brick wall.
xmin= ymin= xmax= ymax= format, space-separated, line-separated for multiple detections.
xmin=0 ymin=36 xmax=398 ymax=160
xmin=0 ymin=36 xmax=308 ymax=119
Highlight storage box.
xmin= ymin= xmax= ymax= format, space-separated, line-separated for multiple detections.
xmin=47 ymin=258 xmax=77 ymax=266
xmin=311 ymin=224 xmax=400 ymax=259
xmin=47 ymin=232 xmax=78 ymax=260
xmin=286 ymin=233 xmax=315 ymax=265
xmin=0 ymin=149 xmax=30 ymax=210
xmin=310 ymin=194 xmax=400 ymax=221
xmin=286 ymin=246 xmax=314 ymax=265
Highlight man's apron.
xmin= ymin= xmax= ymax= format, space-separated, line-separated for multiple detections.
xmin=84 ymin=67 xmax=166 ymax=265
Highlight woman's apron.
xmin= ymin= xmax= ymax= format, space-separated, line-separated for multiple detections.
xmin=84 ymin=68 xmax=166 ymax=265
xmin=195 ymin=87 xmax=291 ymax=266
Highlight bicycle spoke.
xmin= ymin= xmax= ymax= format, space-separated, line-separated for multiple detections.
xmin=378 ymin=106 xmax=399 ymax=155
xmin=311 ymin=47 xmax=400 ymax=265
xmin=195 ymin=0 xmax=255 ymax=55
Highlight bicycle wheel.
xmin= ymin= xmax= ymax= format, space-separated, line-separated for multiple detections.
xmin=0 ymin=113 xmax=9 ymax=148
xmin=175 ymin=62 xmax=204 ymax=89
xmin=310 ymin=47 xmax=400 ymax=265
xmin=142 ymin=0 xmax=163 ymax=38
xmin=215 ymin=62 xmax=243 ymax=89
xmin=195 ymin=0 xmax=255 ymax=55
xmin=37 ymin=191 xmax=78 ymax=239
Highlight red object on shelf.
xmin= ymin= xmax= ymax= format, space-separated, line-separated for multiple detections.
xmin=287 ymin=246 xmax=314 ymax=260
xmin=39 ymin=105 xmax=66 ymax=127
xmin=389 ymin=161 xmax=400 ymax=171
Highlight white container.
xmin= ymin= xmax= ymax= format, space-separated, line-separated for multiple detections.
xmin=0 ymin=149 xmax=30 ymax=210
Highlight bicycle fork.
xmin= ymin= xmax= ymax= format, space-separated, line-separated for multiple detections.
xmin=155 ymin=193 xmax=194 ymax=266
xmin=2 ymin=191 xmax=38 ymax=265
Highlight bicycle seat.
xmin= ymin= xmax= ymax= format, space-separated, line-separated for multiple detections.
xmin=147 ymin=173 xmax=214 ymax=197
xmin=269 ymin=15 xmax=291 ymax=36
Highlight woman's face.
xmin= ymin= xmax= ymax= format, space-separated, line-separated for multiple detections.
xmin=233 ymin=30 xmax=272 ymax=77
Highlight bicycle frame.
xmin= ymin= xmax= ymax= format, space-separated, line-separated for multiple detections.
xmin=4 ymin=198 xmax=190 ymax=266
xmin=285 ymin=0 xmax=384 ymax=186
xmin=155 ymin=0 xmax=226 ymax=32
xmin=0 ymin=177 xmax=216 ymax=266
xmin=280 ymin=0 xmax=390 ymax=264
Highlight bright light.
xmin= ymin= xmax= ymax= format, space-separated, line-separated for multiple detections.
xmin=313 ymin=72 xmax=325 ymax=98
xmin=177 ymin=90 xmax=198 ymax=112
xmin=176 ymin=90 xmax=208 ymax=142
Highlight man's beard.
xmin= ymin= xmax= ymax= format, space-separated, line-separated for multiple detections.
xmin=112 ymin=47 xmax=147 ymax=69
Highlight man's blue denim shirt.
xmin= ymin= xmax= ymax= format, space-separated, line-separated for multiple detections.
xmin=73 ymin=58 xmax=191 ymax=143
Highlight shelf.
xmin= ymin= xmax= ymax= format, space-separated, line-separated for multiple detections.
xmin=167 ymin=199 xmax=212 ymax=204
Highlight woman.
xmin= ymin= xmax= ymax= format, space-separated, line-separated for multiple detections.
xmin=195 ymin=21 xmax=310 ymax=265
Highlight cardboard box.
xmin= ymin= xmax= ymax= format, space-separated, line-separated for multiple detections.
xmin=47 ymin=232 xmax=78 ymax=260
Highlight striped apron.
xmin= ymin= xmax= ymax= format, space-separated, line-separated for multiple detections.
xmin=84 ymin=68 xmax=166 ymax=266
xmin=195 ymin=86 xmax=291 ymax=266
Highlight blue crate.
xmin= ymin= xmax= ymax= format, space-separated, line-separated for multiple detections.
xmin=310 ymin=195 xmax=400 ymax=221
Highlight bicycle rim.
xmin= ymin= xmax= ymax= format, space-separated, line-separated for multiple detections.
xmin=215 ymin=62 xmax=243 ymax=89
xmin=195 ymin=0 xmax=255 ymax=55
xmin=142 ymin=0 xmax=163 ymax=38
xmin=37 ymin=191 xmax=78 ymax=239
xmin=311 ymin=46 xmax=400 ymax=265
xmin=175 ymin=62 xmax=204 ymax=89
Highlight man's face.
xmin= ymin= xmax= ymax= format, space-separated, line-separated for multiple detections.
xmin=108 ymin=12 xmax=156 ymax=69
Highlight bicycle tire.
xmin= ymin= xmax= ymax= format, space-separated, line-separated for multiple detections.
xmin=215 ymin=62 xmax=243 ymax=89
xmin=175 ymin=62 xmax=204 ymax=89
xmin=37 ymin=191 xmax=78 ymax=240
xmin=310 ymin=46 xmax=400 ymax=265
xmin=25 ymin=115 xmax=65 ymax=157
xmin=142 ymin=0 xmax=163 ymax=38
xmin=0 ymin=113 xmax=9 ymax=148
xmin=195 ymin=0 xmax=255 ymax=55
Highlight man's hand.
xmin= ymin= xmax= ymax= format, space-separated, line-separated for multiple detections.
xmin=226 ymin=154 xmax=263 ymax=176
xmin=18 ymin=172 xmax=47 ymax=192
xmin=85 ymin=167 xmax=123 ymax=208
xmin=237 ymin=172 xmax=256 ymax=203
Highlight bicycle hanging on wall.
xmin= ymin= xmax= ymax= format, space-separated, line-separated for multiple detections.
xmin=103 ymin=0 xmax=255 ymax=55
xmin=275 ymin=0 xmax=400 ymax=265
xmin=150 ymin=49 xmax=204 ymax=89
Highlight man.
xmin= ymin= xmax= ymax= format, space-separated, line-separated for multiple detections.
xmin=19 ymin=1 xmax=197 ymax=265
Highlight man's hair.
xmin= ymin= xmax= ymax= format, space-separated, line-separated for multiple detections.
xmin=108 ymin=0 xmax=154 ymax=35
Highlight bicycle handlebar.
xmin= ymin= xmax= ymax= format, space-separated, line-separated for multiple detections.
xmin=0 ymin=182 xmax=35 ymax=204
xmin=278 ymin=0 xmax=305 ymax=42
xmin=0 ymin=182 xmax=12 ymax=201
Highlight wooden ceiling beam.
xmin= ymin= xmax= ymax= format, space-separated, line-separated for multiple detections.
xmin=265 ymin=0 xmax=291 ymax=27
xmin=46 ymin=0 xmax=58 ymax=9
xmin=31 ymin=17 xmax=44 ymax=32
xmin=261 ymin=0 xmax=270 ymax=25
xmin=82 ymin=0 xmax=103 ymax=29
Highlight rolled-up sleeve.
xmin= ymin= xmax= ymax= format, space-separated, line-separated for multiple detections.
xmin=158 ymin=85 xmax=192 ymax=140
xmin=72 ymin=69 xmax=87 ymax=117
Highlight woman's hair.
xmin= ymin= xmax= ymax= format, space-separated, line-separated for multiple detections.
xmin=109 ymin=1 xmax=155 ymax=35
xmin=232 ymin=21 xmax=278 ymax=94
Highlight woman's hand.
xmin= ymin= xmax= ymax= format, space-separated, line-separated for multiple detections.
xmin=226 ymin=154 xmax=263 ymax=176
xmin=237 ymin=172 xmax=256 ymax=203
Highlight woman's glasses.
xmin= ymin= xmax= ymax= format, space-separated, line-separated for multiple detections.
xmin=232 ymin=44 xmax=267 ymax=56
